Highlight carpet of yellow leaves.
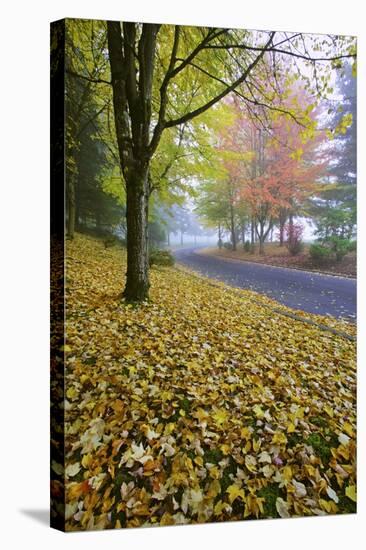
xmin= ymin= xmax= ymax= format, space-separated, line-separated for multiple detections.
xmin=62 ymin=234 xmax=356 ymax=530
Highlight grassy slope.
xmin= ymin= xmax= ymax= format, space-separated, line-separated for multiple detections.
xmin=63 ymin=234 xmax=356 ymax=530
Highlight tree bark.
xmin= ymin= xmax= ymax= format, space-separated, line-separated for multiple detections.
xmin=279 ymin=209 xmax=287 ymax=246
xmin=258 ymin=224 xmax=265 ymax=255
xmin=241 ymin=224 xmax=246 ymax=247
xmin=66 ymin=178 xmax=75 ymax=239
xmin=250 ymin=218 xmax=255 ymax=253
xmin=256 ymin=218 xmax=273 ymax=255
xmin=218 ymin=223 xmax=223 ymax=248
xmin=230 ymin=201 xmax=236 ymax=251
xmin=107 ymin=21 xmax=158 ymax=302
xmin=123 ymin=168 xmax=150 ymax=301
xmin=288 ymin=212 xmax=294 ymax=246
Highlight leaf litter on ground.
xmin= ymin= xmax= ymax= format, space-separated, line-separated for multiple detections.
xmin=62 ymin=234 xmax=356 ymax=530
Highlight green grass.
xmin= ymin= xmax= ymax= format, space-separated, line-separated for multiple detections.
xmin=258 ymin=483 xmax=285 ymax=517
xmin=306 ymin=432 xmax=338 ymax=466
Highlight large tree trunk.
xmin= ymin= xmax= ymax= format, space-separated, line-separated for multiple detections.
xmin=107 ymin=21 xmax=159 ymax=302
xmin=124 ymin=167 xmax=150 ymax=301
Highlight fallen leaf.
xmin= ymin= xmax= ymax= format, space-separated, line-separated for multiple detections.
xmin=345 ymin=485 xmax=356 ymax=502
xmin=276 ymin=497 xmax=290 ymax=518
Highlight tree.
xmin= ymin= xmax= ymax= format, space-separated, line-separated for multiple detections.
xmin=329 ymin=62 xmax=356 ymax=192
xmin=213 ymin=87 xmax=325 ymax=254
xmin=104 ymin=22 xmax=355 ymax=300
xmin=65 ymin=19 xmax=111 ymax=239
xmin=310 ymin=62 xmax=356 ymax=241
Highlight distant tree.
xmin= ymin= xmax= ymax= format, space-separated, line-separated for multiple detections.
xmin=65 ymin=19 xmax=111 ymax=239
xmin=148 ymin=220 xmax=166 ymax=248
xmin=310 ymin=62 xmax=356 ymax=241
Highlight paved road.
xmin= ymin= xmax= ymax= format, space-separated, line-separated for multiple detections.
xmin=174 ymin=247 xmax=356 ymax=320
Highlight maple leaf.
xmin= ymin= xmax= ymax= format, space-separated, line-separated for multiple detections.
xmin=120 ymin=481 xmax=135 ymax=499
xmin=345 ymin=485 xmax=356 ymax=502
xmin=226 ymin=484 xmax=245 ymax=503
xmin=276 ymin=497 xmax=290 ymax=518
xmin=292 ymin=480 xmax=307 ymax=498
xmin=271 ymin=432 xmax=288 ymax=446
xmin=160 ymin=441 xmax=176 ymax=457
xmin=67 ymin=480 xmax=90 ymax=500
xmin=326 ymin=486 xmax=339 ymax=503
xmin=244 ymin=494 xmax=265 ymax=518
xmin=65 ymin=462 xmax=81 ymax=478
xmin=212 ymin=408 xmax=229 ymax=426
xmin=338 ymin=433 xmax=350 ymax=446
xmin=258 ymin=451 xmax=272 ymax=464
xmin=245 ymin=455 xmax=257 ymax=473
xmin=252 ymin=404 xmax=265 ymax=419
xmin=51 ymin=460 xmax=63 ymax=476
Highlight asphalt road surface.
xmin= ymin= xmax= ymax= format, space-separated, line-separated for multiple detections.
xmin=174 ymin=247 xmax=356 ymax=320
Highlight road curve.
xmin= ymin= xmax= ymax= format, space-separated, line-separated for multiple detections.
xmin=174 ymin=247 xmax=356 ymax=320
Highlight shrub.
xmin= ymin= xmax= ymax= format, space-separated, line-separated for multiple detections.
xmin=244 ymin=240 xmax=251 ymax=252
xmin=348 ymin=239 xmax=357 ymax=252
xmin=309 ymin=243 xmax=332 ymax=264
xmin=288 ymin=239 xmax=304 ymax=256
xmin=223 ymin=242 xmax=233 ymax=250
xmin=284 ymin=222 xmax=304 ymax=256
xmin=149 ymin=249 xmax=175 ymax=267
xmin=328 ymin=236 xmax=352 ymax=262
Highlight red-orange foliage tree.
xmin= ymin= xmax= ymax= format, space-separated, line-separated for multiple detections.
xmin=220 ymin=89 xmax=327 ymax=253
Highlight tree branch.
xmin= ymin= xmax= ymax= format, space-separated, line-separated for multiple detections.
xmin=149 ymin=25 xmax=181 ymax=154
xmin=169 ymin=28 xmax=228 ymax=79
xmin=204 ymin=43 xmax=356 ymax=63
xmin=165 ymin=32 xmax=276 ymax=128
xmin=66 ymin=68 xmax=111 ymax=85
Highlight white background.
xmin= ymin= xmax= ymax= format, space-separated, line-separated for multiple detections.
xmin=0 ymin=0 xmax=364 ymax=548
